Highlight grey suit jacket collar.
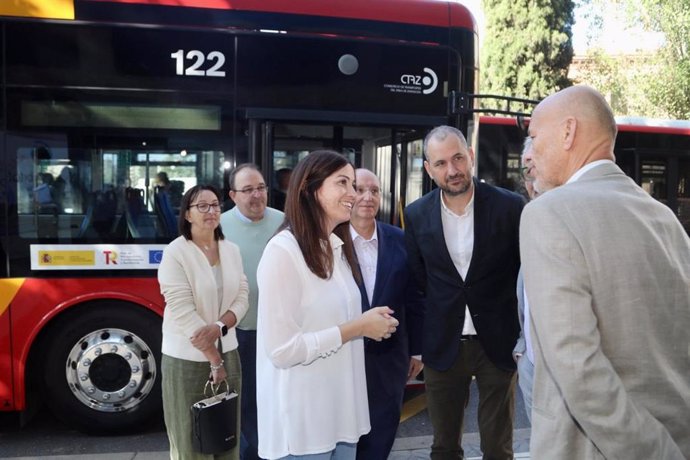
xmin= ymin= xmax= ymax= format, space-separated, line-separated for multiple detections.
xmin=571 ymin=161 xmax=623 ymax=183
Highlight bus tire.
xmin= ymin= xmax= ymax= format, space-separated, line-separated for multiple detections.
xmin=41 ymin=302 xmax=162 ymax=434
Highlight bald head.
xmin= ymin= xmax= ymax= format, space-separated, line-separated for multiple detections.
xmin=356 ymin=168 xmax=380 ymax=187
xmin=540 ymin=85 xmax=617 ymax=141
xmin=351 ymin=168 xmax=381 ymax=236
xmin=528 ymin=86 xmax=617 ymax=191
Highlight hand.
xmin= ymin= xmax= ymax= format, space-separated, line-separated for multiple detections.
xmin=208 ymin=364 xmax=227 ymax=385
xmin=190 ymin=324 xmax=219 ymax=351
xmin=361 ymin=306 xmax=399 ymax=341
xmin=407 ymin=357 xmax=424 ymax=381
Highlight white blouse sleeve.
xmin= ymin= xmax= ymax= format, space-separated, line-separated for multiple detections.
xmin=257 ymin=241 xmax=342 ymax=369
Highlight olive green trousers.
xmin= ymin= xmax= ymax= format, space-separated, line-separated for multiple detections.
xmin=162 ymin=349 xmax=242 ymax=460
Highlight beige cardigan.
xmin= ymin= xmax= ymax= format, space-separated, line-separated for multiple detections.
xmin=158 ymin=236 xmax=248 ymax=361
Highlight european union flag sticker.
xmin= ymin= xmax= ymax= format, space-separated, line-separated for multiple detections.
xmin=149 ymin=250 xmax=164 ymax=264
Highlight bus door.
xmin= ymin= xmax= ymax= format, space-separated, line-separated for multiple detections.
xmin=678 ymin=156 xmax=690 ymax=233
xmin=376 ymin=130 xmax=429 ymax=225
xmin=638 ymin=154 xmax=690 ymax=234
xmin=619 ymin=149 xmax=690 ymax=234
xmin=248 ymin=119 xmax=431 ymax=225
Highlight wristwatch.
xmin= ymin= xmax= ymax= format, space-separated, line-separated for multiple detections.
xmin=215 ymin=320 xmax=228 ymax=337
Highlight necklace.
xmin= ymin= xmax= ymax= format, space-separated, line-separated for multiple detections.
xmin=197 ymin=241 xmax=214 ymax=252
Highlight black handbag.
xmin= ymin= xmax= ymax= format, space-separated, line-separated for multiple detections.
xmin=191 ymin=379 xmax=238 ymax=454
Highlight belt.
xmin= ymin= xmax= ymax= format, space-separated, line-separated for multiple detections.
xmin=460 ymin=335 xmax=478 ymax=341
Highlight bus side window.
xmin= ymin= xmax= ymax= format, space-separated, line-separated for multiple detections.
xmin=125 ymin=187 xmax=156 ymax=238
xmin=78 ymin=189 xmax=118 ymax=239
xmin=168 ymin=180 xmax=184 ymax=210
xmin=154 ymin=189 xmax=177 ymax=238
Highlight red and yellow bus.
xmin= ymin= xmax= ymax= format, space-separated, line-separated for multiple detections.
xmin=476 ymin=115 xmax=690 ymax=233
xmin=0 ymin=0 xmax=478 ymax=432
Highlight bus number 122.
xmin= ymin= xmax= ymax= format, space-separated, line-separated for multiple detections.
xmin=170 ymin=50 xmax=226 ymax=77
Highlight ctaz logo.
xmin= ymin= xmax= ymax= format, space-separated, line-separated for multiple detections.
xmin=399 ymin=67 xmax=438 ymax=95
xmin=421 ymin=67 xmax=438 ymax=94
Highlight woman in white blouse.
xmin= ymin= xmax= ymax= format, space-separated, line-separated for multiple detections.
xmin=158 ymin=184 xmax=248 ymax=460
xmin=256 ymin=151 xmax=399 ymax=460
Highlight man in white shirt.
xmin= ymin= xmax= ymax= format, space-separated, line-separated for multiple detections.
xmin=350 ymin=168 xmax=424 ymax=460
xmin=404 ymin=126 xmax=524 ymax=460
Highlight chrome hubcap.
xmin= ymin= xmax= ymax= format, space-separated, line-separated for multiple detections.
xmin=65 ymin=328 xmax=156 ymax=412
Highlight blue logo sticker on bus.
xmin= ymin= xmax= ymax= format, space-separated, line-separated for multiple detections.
xmin=149 ymin=250 xmax=164 ymax=264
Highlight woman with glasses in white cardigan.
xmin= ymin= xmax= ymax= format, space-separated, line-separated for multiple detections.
xmin=158 ymin=184 xmax=248 ymax=460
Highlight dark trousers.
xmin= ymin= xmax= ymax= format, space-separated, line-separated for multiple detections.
xmin=356 ymin=351 xmax=407 ymax=460
xmin=424 ymin=340 xmax=516 ymax=460
xmin=237 ymin=329 xmax=262 ymax=460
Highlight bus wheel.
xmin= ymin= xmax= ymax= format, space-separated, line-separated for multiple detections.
xmin=42 ymin=303 xmax=162 ymax=434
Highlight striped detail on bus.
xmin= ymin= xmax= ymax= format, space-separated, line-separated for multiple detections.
xmin=0 ymin=279 xmax=26 ymax=316
xmin=0 ymin=0 xmax=75 ymax=19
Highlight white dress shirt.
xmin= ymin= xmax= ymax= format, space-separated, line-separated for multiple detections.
xmin=440 ymin=190 xmax=477 ymax=336
xmin=350 ymin=224 xmax=378 ymax=306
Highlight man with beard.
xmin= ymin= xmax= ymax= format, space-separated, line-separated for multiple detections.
xmin=404 ymin=125 xmax=523 ymax=460
xmin=220 ymin=163 xmax=284 ymax=460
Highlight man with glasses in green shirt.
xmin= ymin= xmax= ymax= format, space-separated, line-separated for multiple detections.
xmin=221 ymin=164 xmax=284 ymax=460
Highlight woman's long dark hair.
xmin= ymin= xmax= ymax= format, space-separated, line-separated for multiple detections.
xmin=279 ymin=150 xmax=358 ymax=280
xmin=178 ymin=184 xmax=225 ymax=241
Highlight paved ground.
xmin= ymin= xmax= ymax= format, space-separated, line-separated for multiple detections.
xmin=3 ymin=429 xmax=532 ymax=460
xmin=0 ymin=380 xmax=532 ymax=459
xmin=389 ymin=429 xmax=531 ymax=459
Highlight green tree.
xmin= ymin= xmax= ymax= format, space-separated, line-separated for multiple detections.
xmin=635 ymin=0 xmax=690 ymax=119
xmin=573 ymin=49 xmax=625 ymax=111
xmin=576 ymin=0 xmax=689 ymax=119
xmin=480 ymin=0 xmax=575 ymax=112
xmin=573 ymin=47 xmax=666 ymax=118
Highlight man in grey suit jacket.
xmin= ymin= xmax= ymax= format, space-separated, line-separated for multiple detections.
xmin=521 ymin=85 xmax=690 ymax=459
xmin=513 ymin=138 xmax=538 ymax=423
xmin=512 ymin=272 xmax=534 ymax=424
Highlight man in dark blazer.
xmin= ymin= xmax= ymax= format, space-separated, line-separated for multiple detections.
xmin=350 ymin=168 xmax=424 ymax=460
xmin=404 ymin=126 xmax=523 ymax=460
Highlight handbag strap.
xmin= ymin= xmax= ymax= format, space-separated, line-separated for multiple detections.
xmin=204 ymin=378 xmax=230 ymax=397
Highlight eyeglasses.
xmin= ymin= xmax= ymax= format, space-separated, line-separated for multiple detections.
xmin=520 ymin=165 xmax=535 ymax=181
xmin=189 ymin=202 xmax=221 ymax=213
xmin=356 ymin=186 xmax=381 ymax=197
xmin=233 ymin=185 xmax=267 ymax=195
